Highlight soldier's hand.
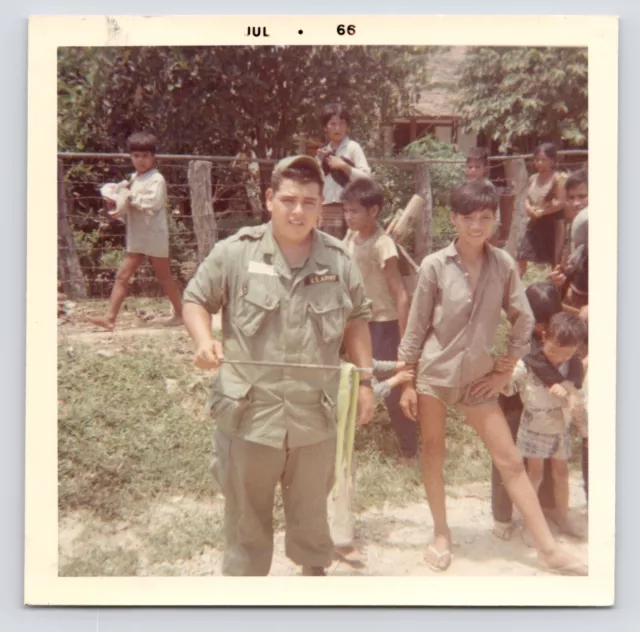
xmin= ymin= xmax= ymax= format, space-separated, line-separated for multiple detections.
xmin=400 ymin=386 xmax=418 ymax=421
xmin=193 ymin=339 xmax=224 ymax=370
xmin=356 ymin=386 xmax=375 ymax=426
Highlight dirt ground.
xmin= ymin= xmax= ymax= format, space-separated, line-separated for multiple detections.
xmin=58 ymin=311 xmax=588 ymax=577
xmin=58 ymin=478 xmax=588 ymax=577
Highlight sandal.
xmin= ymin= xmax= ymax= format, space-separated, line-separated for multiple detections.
xmin=425 ymin=543 xmax=453 ymax=572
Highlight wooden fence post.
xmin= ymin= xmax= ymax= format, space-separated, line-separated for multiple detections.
xmin=188 ymin=160 xmax=218 ymax=264
xmin=412 ymin=161 xmax=433 ymax=263
xmin=57 ymin=160 xmax=87 ymax=299
xmin=504 ymin=158 xmax=529 ymax=258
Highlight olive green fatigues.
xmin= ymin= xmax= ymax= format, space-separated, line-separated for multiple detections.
xmin=183 ymin=222 xmax=372 ymax=575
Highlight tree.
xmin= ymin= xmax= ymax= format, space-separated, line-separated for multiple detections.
xmin=455 ymin=47 xmax=588 ymax=152
xmin=58 ymin=46 xmax=429 ymax=158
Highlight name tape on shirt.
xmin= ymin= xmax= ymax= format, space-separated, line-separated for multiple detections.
xmin=304 ymin=273 xmax=339 ymax=286
xmin=248 ymin=260 xmax=278 ymax=277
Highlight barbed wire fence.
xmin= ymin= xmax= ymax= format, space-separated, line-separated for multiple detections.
xmin=58 ymin=149 xmax=588 ymax=300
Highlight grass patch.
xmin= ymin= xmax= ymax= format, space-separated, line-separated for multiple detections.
xmin=60 ymin=547 xmax=140 ymax=577
xmin=58 ymin=333 xmax=214 ymax=522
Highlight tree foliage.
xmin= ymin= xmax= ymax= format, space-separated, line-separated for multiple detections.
xmin=456 ymin=47 xmax=588 ymax=152
xmin=58 ymin=46 xmax=429 ymax=157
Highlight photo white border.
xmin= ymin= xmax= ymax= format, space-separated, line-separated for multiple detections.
xmin=26 ymin=14 xmax=618 ymax=606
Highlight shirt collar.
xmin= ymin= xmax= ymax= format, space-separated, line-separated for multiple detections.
xmin=444 ymin=237 xmax=493 ymax=261
xmin=260 ymin=222 xmax=332 ymax=268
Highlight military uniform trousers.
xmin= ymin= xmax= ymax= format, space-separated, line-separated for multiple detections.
xmin=212 ymin=427 xmax=336 ymax=576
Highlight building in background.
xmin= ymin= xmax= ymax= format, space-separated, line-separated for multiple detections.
xmin=386 ymin=47 xmax=477 ymax=155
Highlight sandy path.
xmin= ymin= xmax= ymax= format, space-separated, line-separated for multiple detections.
xmin=59 ymin=476 xmax=588 ymax=577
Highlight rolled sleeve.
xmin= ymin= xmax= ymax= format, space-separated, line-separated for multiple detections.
xmin=398 ymin=256 xmax=438 ymax=364
xmin=503 ymin=259 xmax=534 ymax=358
xmin=345 ymin=259 xmax=373 ymax=322
xmin=183 ymin=242 xmax=227 ymax=315
xmin=348 ymin=142 xmax=371 ymax=180
xmin=130 ymin=176 xmax=167 ymax=215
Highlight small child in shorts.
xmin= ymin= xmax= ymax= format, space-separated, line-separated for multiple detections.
xmin=502 ymin=312 xmax=588 ymax=537
xmin=89 ymin=131 xmax=183 ymax=330
xmin=491 ymin=281 xmax=569 ymax=540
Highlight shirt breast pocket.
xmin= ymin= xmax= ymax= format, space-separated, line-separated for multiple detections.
xmin=235 ymin=281 xmax=280 ymax=337
xmin=307 ymin=291 xmax=352 ymax=345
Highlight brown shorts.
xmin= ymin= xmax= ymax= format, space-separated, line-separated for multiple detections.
xmin=416 ymin=381 xmax=498 ymax=408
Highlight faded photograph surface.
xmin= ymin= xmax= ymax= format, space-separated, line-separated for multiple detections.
xmin=56 ymin=43 xmax=592 ymax=580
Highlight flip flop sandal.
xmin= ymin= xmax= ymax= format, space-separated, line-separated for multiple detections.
xmin=425 ymin=544 xmax=453 ymax=572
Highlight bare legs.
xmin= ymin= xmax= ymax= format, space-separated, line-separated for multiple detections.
xmin=417 ymin=395 xmax=587 ymax=575
xmin=88 ymin=253 xmax=182 ymax=330
xmin=417 ymin=395 xmax=452 ymax=570
xmin=88 ymin=253 xmax=144 ymax=330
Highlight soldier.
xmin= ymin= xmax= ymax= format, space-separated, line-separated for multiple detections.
xmin=182 ymin=155 xmax=375 ymax=576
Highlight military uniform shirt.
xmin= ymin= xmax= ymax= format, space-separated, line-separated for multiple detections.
xmin=183 ymin=222 xmax=373 ymax=449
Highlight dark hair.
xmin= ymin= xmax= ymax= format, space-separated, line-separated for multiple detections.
xmin=127 ymin=131 xmax=157 ymax=154
xmin=525 ymin=282 xmax=563 ymax=325
xmin=466 ymin=147 xmax=489 ymax=165
xmin=450 ymin=180 xmax=499 ymax=215
xmin=321 ymin=102 xmax=350 ymax=127
xmin=270 ymin=164 xmax=323 ymax=193
xmin=535 ymin=142 xmax=558 ymax=163
xmin=547 ymin=311 xmax=588 ymax=347
xmin=340 ymin=177 xmax=384 ymax=210
xmin=565 ymin=168 xmax=588 ymax=192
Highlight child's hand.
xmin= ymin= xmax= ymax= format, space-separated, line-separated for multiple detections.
xmin=326 ymin=156 xmax=350 ymax=173
xmin=548 ymin=266 xmax=567 ymax=288
xmin=393 ymin=368 xmax=415 ymax=386
xmin=494 ymin=355 xmax=518 ymax=373
xmin=399 ymin=386 xmax=418 ymax=421
xmin=104 ymin=198 xmax=117 ymax=211
xmin=469 ymin=371 xmax=511 ymax=399
xmin=395 ymin=361 xmax=407 ymax=371
xmin=549 ymin=383 xmax=569 ymax=399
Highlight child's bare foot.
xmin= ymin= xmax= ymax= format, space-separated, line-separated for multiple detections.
xmin=425 ymin=532 xmax=453 ymax=572
xmin=492 ymin=520 xmax=515 ymax=541
xmin=87 ymin=315 xmax=115 ymax=331
xmin=555 ymin=515 xmax=586 ymax=539
xmin=163 ymin=314 xmax=184 ymax=327
xmin=538 ymin=547 xmax=588 ymax=576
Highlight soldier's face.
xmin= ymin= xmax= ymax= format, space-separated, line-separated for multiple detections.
xmin=266 ymin=179 xmax=323 ymax=242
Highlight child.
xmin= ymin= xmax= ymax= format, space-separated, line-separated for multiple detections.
xmin=549 ymin=168 xmax=589 ymax=314
xmin=342 ymin=178 xmax=418 ymax=465
xmin=502 ymin=312 xmax=588 ymax=538
xmin=465 ymin=147 xmax=500 ymax=240
xmin=516 ymin=143 xmax=566 ymax=277
xmin=397 ymin=180 xmax=586 ymax=575
xmin=330 ymin=351 xmax=414 ymax=559
xmin=491 ymin=282 xmax=584 ymax=540
xmin=88 ymin=132 xmax=183 ymax=330
xmin=316 ymin=102 xmax=371 ymax=239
